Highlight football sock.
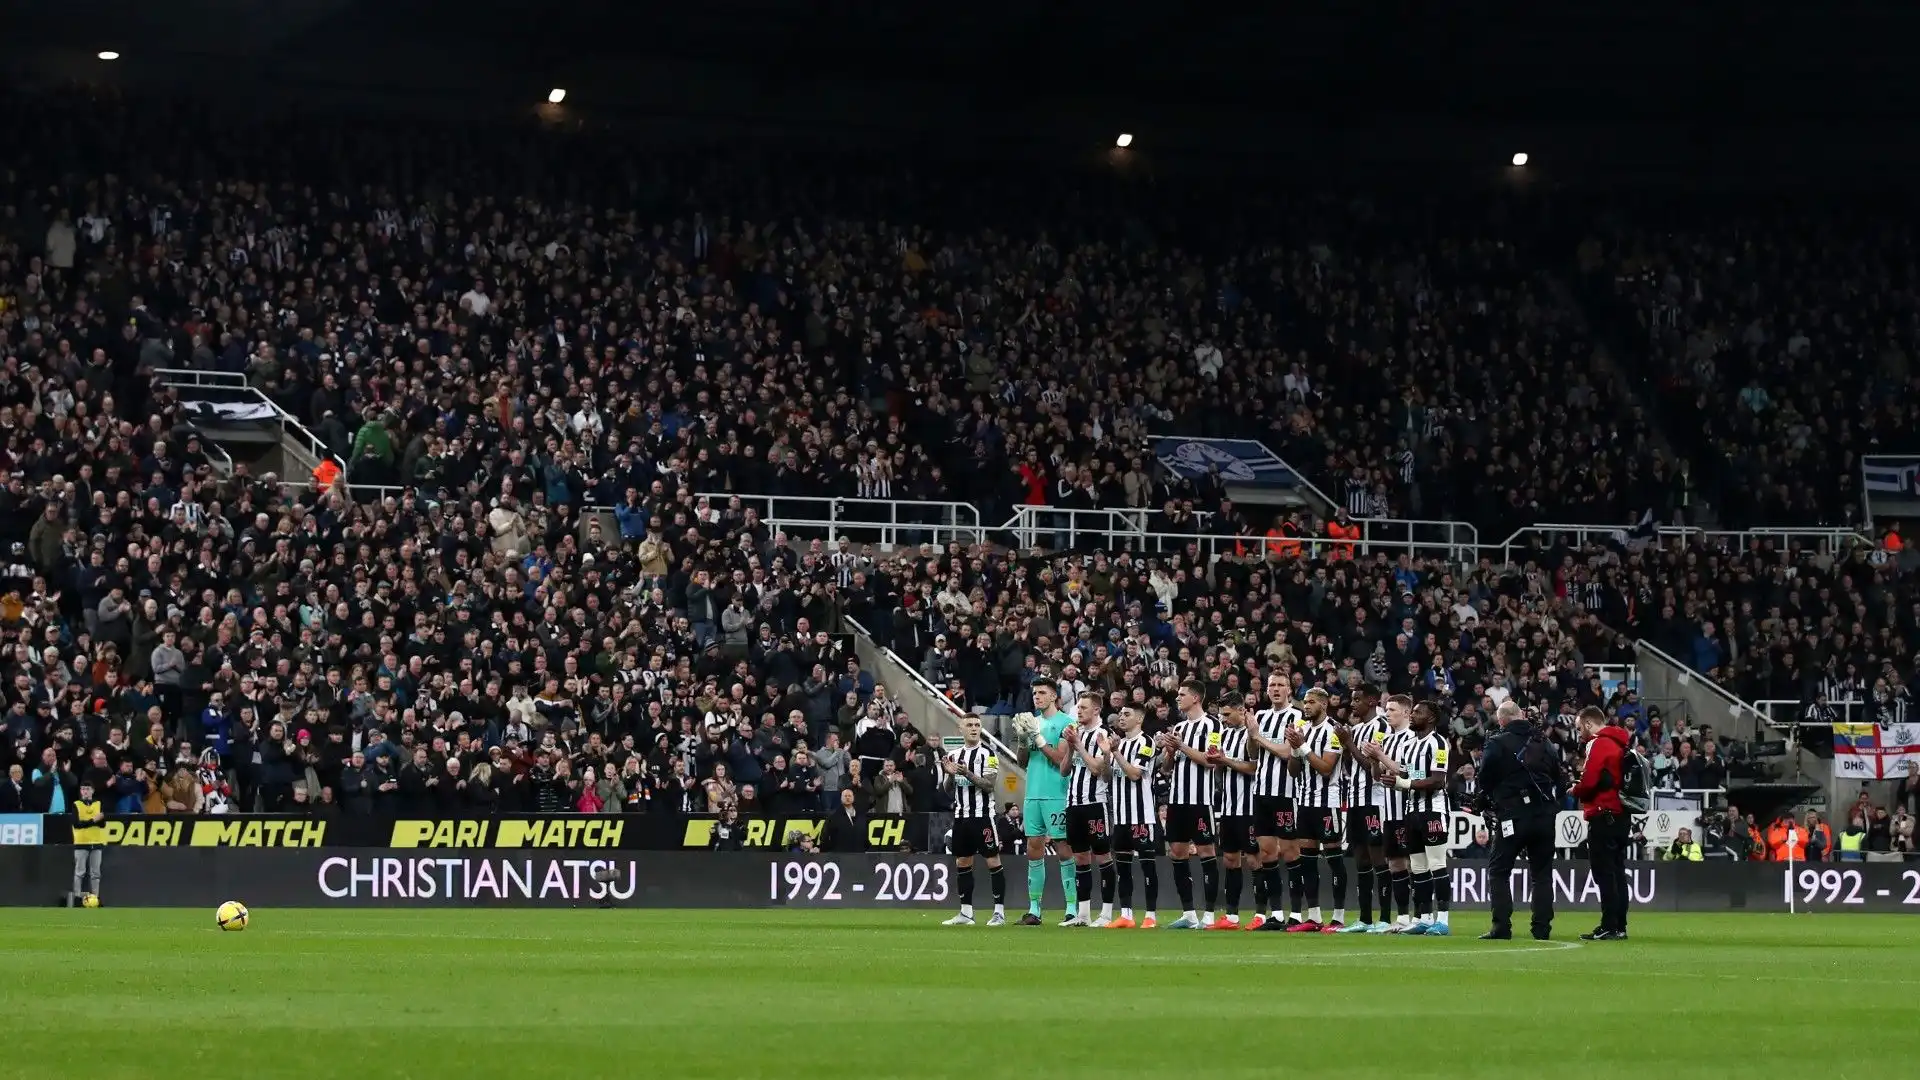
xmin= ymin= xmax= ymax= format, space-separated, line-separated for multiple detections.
xmin=1261 ymin=860 xmax=1284 ymax=916
xmin=1301 ymin=856 xmax=1321 ymax=919
xmin=1435 ymin=871 xmax=1451 ymax=927
xmin=1100 ymin=861 xmax=1116 ymax=905
xmin=1172 ymin=859 xmax=1194 ymax=911
xmin=1412 ymin=869 xmax=1433 ymax=920
xmin=1327 ymin=853 xmax=1350 ymax=912
xmin=1223 ymin=865 xmax=1243 ymax=916
xmin=1376 ymin=863 xmax=1393 ymax=920
xmin=1115 ymin=853 xmax=1135 ymax=909
xmin=989 ymin=866 xmax=1007 ymax=907
xmin=1140 ymin=855 xmax=1160 ymax=914
xmin=1356 ymin=863 xmax=1376 ymax=924
xmin=1391 ymin=869 xmax=1412 ymax=921
xmin=958 ymin=866 xmax=975 ymax=907
xmin=1200 ymin=856 xmax=1220 ymax=911
xmin=1285 ymin=858 xmax=1305 ymax=918
xmin=1251 ymin=862 xmax=1268 ymax=911
xmin=1027 ymin=858 xmax=1045 ymax=915
xmin=1075 ymin=865 xmax=1093 ymax=919
xmin=1060 ymin=855 xmax=1078 ymax=911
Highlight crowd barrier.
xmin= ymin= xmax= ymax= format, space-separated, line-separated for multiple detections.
xmin=3 ymin=850 xmax=1917 ymax=911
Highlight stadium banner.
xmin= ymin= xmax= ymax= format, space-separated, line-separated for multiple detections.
xmin=1148 ymin=436 xmax=1301 ymax=489
xmin=1442 ymin=809 xmax=1698 ymax=852
xmin=0 ymin=813 xmax=43 ymax=846
xmin=1861 ymin=455 xmax=1920 ymax=522
xmin=0 ymin=849 xmax=1916 ymax=911
xmin=35 ymin=813 xmax=925 ymax=852
xmin=1832 ymin=723 xmax=1920 ymax=780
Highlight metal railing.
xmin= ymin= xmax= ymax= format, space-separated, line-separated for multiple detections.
xmin=844 ymin=615 xmax=1025 ymax=804
xmin=153 ymin=368 xmax=344 ymax=479
xmin=1499 ymin=523 xmax=1872 ymax=565
xmin=329 ymin=486 xmax=987 ymax=548
xmin=1754 ymin=698 xmax=1883 ymax=730
xmin=694 ymin=493 xmax=985 ymax=549
xmin=998 ymin=506 xmax=1480 ymax=562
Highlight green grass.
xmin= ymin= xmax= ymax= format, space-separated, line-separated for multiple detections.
xmin=2 ymin=909 xmax=1917 ymax=1079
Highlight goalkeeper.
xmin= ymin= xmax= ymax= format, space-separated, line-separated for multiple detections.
xmin=1012 ymin=677 xmax=1077 ymax=925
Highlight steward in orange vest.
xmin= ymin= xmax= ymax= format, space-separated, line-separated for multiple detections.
xmin=1326 ymin=511 xmax=1360 ymax=561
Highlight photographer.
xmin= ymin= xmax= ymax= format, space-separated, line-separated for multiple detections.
xmin=1660 ymin=827 xmax=1704 ymax=861
xmin=1473 ymin=701 xmax=1561 ymax=941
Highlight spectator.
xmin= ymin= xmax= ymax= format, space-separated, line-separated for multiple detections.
xmin=871 ymin=758 xmax=913 ymax=817
xmin=822 ymin=788 xmax=868 ymax=853
xmin=1661 ymin=827 xmax=1705 ymax=861
xmin=1460 ymin=827 xmax=1493 ymax=859
xmin=1867 ymin=807 xmax=1894 ymax=852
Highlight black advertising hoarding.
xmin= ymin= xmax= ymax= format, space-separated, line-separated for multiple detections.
xmin=39 ymin=813 xmax=924 ymax=851
xmin=3 ymin=849 xmax=1920 ymax=911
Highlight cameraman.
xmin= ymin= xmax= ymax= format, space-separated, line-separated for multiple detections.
xmin=1474 ymin=701 xmax=1560 ymax=941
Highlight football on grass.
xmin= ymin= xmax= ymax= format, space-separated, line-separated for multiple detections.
xmin=216 ymin=901 xmax=250 ymax=931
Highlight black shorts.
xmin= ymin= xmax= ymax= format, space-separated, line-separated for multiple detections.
xmin=1165 ymin=804 xmax=1215 ymax=846
xmin=1385 ymin=818 xmax=1413 ymax=858
xmin=1113 ymin=822 xmax=1162 ymax=856
xmin=1066 ymin=803 xmax=1111 ymax=854
xmin=950 ymin=818 xmax=999 ymax=859
xmin=1299 ymin=805 xmax=1342 ymax=848
xmin=1255 ymin=795 xmax=1297 ymax=840
xmin=1218 ymin=814 xmax=1256 ymax=854
xmin=1346 ymin=805 xmax=1385 ymax=846
xmin=1408 ymin=811 xmax=1448 ymax=851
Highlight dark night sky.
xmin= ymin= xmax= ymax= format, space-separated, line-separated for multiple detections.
xmin=5 ymin=1 xmax=1917 ymax=185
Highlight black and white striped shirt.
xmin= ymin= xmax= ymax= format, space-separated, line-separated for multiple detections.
xmin=1067 ymin=723 xmax=1109 ymax=807
xmin=855 ymin=462 xmax=891 ymax=500
xmin=1166 ymin=712 xmax=1219 ymax=807
xmin=1296 ymin=720 xmax=1340 ymax=808
xmin=1253 ymin=706 xmax=1299 ymax=797
xmin=1380 ymin=726 xmax=1419 ymax=819
xmin=1405 ymin=730 xmax=1451 ymax=816
xmin=827 ymin=551 xmax=860 ymax=588
xmin=1215 ymin=725 xmax=1255 ymax=817
xmin=944 ymin=742 xmax=999 ymax=819
xmin=1107 ymin=732 xmax=1157 ymax=826
xmin=1396 ymin=449 xmax=1415 ymax=485
xmin=1345 ymin=478 xmax=1372 ymax=518
xmin=1341 ymin=711 xmax=1389 ymax=809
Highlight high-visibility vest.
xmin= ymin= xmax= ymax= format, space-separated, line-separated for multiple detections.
xmin=1265 ymin=526 xmax=1301 ymax=559
xmin=72 ymin=800 xmax=106 ymax=846
xmin=1840 ymin=830 xmax=1866 ymax=854
xmin=1327 ymin=520 xmax=1360 ymax=560
xmin=312 ymin=458 xmax=342 ymax=490
xmin=1766 ymin=822 xmax=1806 ymax=861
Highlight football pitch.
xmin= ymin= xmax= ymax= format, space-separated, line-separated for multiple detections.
xmin=3 ymin=909 xmax=1915 ymax=1079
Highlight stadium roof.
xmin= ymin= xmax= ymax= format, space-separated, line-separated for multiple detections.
xmin=8 ymin=1 xmax=1919 ymax=183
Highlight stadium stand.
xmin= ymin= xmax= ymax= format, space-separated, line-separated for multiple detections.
xmin=1576 ymin=204 xmax=1912 ymax=531
xmin=0 ymin=88 xmax=1885 ymax=843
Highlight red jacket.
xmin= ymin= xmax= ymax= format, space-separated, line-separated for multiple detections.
xmin=1571 ymin=725 xmax=1629 ymax=818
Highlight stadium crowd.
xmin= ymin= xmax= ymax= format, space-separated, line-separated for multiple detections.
xmin=1581 ymin=205 xmax=1916 ymax=531
xmin=0 ymin=90 xmax=1902 ymax=845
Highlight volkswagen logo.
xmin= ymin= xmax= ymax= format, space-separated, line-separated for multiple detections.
xmin=1559 ymin=816 xmax=1584 ymax=845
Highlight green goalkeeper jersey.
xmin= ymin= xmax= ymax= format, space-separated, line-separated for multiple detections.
xmin=1023 ymin=710 xmax=1074 ymax=802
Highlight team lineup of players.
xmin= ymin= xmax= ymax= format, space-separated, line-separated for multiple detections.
xmin=941 ymin=677 xmax=1458 ymax=935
